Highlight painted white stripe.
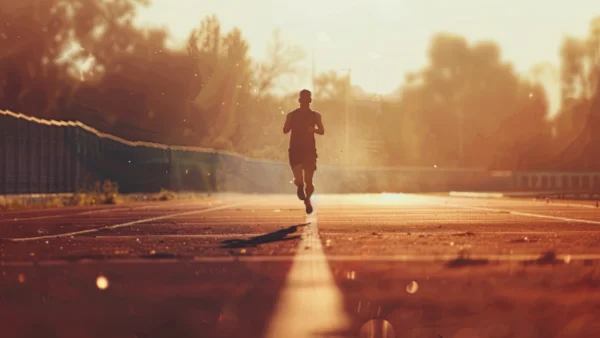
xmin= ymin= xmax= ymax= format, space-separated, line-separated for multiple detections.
xmin=0 ymin=207 xmax=119 ymax=222
xmin=542 ymin=202 xmax=600 ymax=209
xmin=405 ymin=194 xmax=600 ymax=225
xmin=448 ymin=204 xmax=600 ymax=226
xmin=265 ymin=198 xmax=350 ymax=338
xmin=194 ymin=253 xmax=598 ymax=262
xmin=1 ymin=201 xmax=251 ymax=242
xmin=449 ymin=191 xmax=505 ymax=198
xmin=56 ymin=229 xmax=600 ymax=241
xmin=2 ymin=253 xmax=599 ymax=267
xmin=0 ymin=200 xmax=215 ymax=222
xmin=74 ymin=233 xmax=267 ymax=239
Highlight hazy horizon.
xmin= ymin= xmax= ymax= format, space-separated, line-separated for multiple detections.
xmin=135 ymin=0 xmax=600 ymax=116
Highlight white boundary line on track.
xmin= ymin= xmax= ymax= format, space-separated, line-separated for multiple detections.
xmin=1 ymin=207 xmax=124 ymax=222
xmin=72 ymin=234 xmax=267 ymax=239
xmin=449 ymin=192 xmax=600 ymax=209
xmin=1 ymin=201 xmax=251 ymax=242
xmin=446 ymin=204 xmax=600 ymax=226
xmin=0 ymin=199 xmax=214 ymax=222
xmin=58 ymin=229 xmax=600 ymax=241
xmin=544 ymin=202 xmax=600 ymax=209
xmin=2 ymin=253 xmax=600 ymax=267
xmin=265 ymin=197 xmax=350 ymax=338
xmin=409 ymin=194 xmax=600 ymax=226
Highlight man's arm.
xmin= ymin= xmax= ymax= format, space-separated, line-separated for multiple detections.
xmin=283 ymin=113 xmax=291 ymax=134
xmin=314 ymin=113 xmax=325 ymax=135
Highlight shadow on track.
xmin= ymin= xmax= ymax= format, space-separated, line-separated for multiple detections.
xmin=220 ymin=223 xmax=310 ymax=248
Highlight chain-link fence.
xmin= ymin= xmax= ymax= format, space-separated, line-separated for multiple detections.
xmin=1 ymin=110 xmax=516 ymax=195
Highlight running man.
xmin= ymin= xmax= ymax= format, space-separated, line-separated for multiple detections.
xmin=283 ymin=89 xmax=325 ymax=214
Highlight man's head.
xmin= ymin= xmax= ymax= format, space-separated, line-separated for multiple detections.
xmin=298 ymin=89 xmax=312 ymax=107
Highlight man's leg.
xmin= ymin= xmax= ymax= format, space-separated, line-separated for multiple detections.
xmin=303 ymin=165 xmax=315 ymax=214
xmin=292 ymin=164 xmax=305 ymax=200
xmin=304 ymin=168 xmax=315 ymax=199
xmin=304 ymin=151 xmax=317 ymax=199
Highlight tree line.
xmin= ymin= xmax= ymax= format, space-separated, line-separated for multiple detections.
xmin=2 ymin=0 xmax=600 ymax=170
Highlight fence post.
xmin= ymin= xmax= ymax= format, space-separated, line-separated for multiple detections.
xmin=38 ymin=124 xmax=44 ymax=193
xmin=65 ymin=127 xmax=72 ymax=192
xmin=28 ymin=121 xmax=34 ymax=194
xmin=209 ymin=152 xmax=217 ymax=193
xmin=168 ymin=146 xmax=173 ymax=191
xmin=48 ymin=126 xmax=54 ymax=193
xmin=15 ymin=118 xmax=21 ymax=194
xmin=0 ymin=114 xmax=5 ymax=195
xmin=1 ymin=114 xmax=5 ymax=195
xmin=76 ymin=128 xmax=83 ymax=192
xmin=56 ymin=127 xmax=64 ymax=192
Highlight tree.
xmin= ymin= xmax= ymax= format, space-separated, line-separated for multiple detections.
xmin=390 ymin=33 xmax=549 ymax=168
xmin=0 ymin=0 xmax=150 ymax=119
xmin=559 ymin=37 xmax=587 ymax=103
xmin=0 ymin=0 xmax=76 ymax=116
xmin=187 ymin=17 xmax=254 ymax=149
xmin=253 ymin=29 xmax=306 ymax=98
xmin=231 ymin=30 xmax=306 ymax=159
xmin=550 ymin=16 xmax=600 ymax=170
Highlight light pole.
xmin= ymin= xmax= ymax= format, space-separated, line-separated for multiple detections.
xmin=312 ymin=32 xmax=330 ymax=93
xmin=458 ymin=108 xmax=463 ymax=167
xmin=312 ymin=45 xmax=316 ymax=92
xmin=370 ymin=52 xmax=382 ymax=115
xmin=455 ymin=85 xmax=466 ymax=167
xmin=340 ymin=68 xmax=352 ymax=166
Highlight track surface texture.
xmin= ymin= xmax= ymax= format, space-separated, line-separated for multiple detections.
xmin=2 ymin=193 xmax=600 ymax=338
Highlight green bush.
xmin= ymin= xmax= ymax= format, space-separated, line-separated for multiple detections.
xmin=71 ymin=179 xmax=121 ymax=206
xmin=155 ymin=188 xmax=177 ymax=201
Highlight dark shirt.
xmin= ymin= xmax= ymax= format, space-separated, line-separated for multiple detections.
xmin=288 ymin=108 xmax=318 ymax=151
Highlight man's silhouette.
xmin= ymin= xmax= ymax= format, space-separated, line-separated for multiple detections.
xmin=283 ymin=89 xmax=325 ymax=214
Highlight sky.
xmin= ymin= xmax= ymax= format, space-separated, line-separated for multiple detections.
xmin=135 ymin=0 xmax=600 ymax=112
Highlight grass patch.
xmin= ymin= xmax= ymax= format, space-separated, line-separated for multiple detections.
xmin=0 ymin=197 xmax=27 ymax=211
xmin=71 ymin=180 xmax=121 ymax=206
xmin=154 ymin=188 xmax=177 ymax=201
xmin=0 ymin=180 xmax=121 ymax=211
xmin=0 ymin=182 xmax=213 ymax=212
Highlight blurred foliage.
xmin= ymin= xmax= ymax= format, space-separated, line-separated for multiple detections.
xmin=547 ymin=17 xmax=600 ymax=170
xmin=2 ymin=0 xmax=600 ymax=170
xmin=0 ymin=0 xmax=302 ymax=153
xmin=385 ymin=34 xmax=549 ymax=169
xmin=72 ymin=179 xmax=121 ymax=205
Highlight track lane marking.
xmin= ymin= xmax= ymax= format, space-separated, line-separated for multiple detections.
xmin=80 ymin=229 xmax=600 ymax=240
xmin=3 ymin=253 xmax=600 ymax=266
xmin=0 ymin=199 xmax=218 ymax=222
xmin=1 ymin=201 xmax=252 ymax=242
xmin=447 ymin=204 xmax=600 ymax=226
xmin=265 ymin=196 xmax=350 ymax=338
xmin=1 ymin=207 xmax=126 ymax=222
xmin=407 ymin=194 xmax=600 ymax=226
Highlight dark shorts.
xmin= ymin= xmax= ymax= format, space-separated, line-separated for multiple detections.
xmin=289 ymin=148 xmax=317 ymax=171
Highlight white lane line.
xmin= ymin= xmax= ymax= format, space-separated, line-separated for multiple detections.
xmin=0 ymin=200 xmax=214 ymax=222
xmin=199 ymin=253 xmax=600 ymax=262
xmin=449 ymin=191 xmax=505 ymax=198
xmin=29 ymin=228 xmax=600 ymax=241
xmin=448 ymin=192 xmax=600 ymax=209
xmin=3 ymin=253 xmax=600 ymax=267
xmin=265 ymin=197 xmax=350 ymax=338
xmin=90 ymin=230 xmax=600 ymax=240
xmin=407 ymin=194 xmax=600 ymax=226
xmin=71 ymin=234 xmax=267 ymax=239
xmin=319 ymin=230 xmax=600 ymax=235
xmin=543 ymin=202 xmax=600 ymax=209
xmin=1 ymin=201 xmax=251 ymax=242
xmin=0 ymin=207 xmax=122 ymax=222
xmin=447 ymin=204 xmax=600 ymax=226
